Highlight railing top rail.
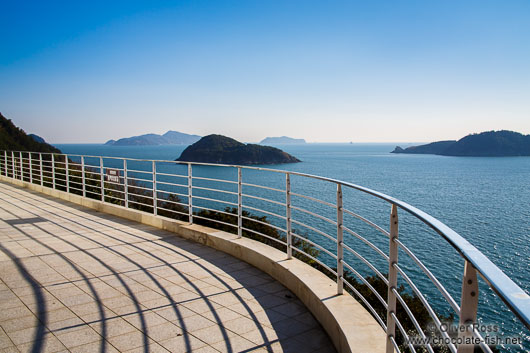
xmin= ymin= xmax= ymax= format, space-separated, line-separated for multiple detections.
xmin=2 ymin=149 xmax=529 ymax=328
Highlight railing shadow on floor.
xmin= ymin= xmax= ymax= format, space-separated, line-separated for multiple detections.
xmin=0 ymin=183 xmax=331 ymax=353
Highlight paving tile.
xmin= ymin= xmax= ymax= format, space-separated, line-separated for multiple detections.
xmin=179 ymin=314 xmax=217 ymax=332
xmin=250 ymin=309 xmax=288 ymax=328
xmin=68 ymin=341 xmax=119 ymax=353
xmin=89 ymin=317 xmax=138 ymax=338
xmin=47 ymin=316 xmax=85 ymax=333
xmin=107 ymin=330 xmax=148 ymax=351
xmin=153 ymin=304 xmax=197 ymax=322
xmin=0 ymin=314 xmax=39 ymax=333
xmin=123 ymin=340 xmax=170 ymax=353
xmin=7 ymin=325 xmax=50 ymax=345
xmin=45 ymin=307 xmax=78 ymax=323
xmin=146 ymin=321 xmax=182 ymax=342
xmin=226 ymin=300 xmax=266 ymax=317
xmin=186 ymin=346 xmax=221 ymax=353
xmin=269 ymin=318 xmax=312 ymax=339
xmin=123 ymin=310 xmax=168 ymax=330
xmin=59 ymin=293 xmax=94 ymax=307
xmin=18 ymin=292 xmax=65 ymax=314
xmin=270 ymin=302 xmax=307 ymax=318
xmin=266 ymin=337 xmax=306 ymax=353
xmin=182 ymin=298 xmax=222 ymax=314
xmin=212 ymin=335 xmax=257 ymax=353
xmin=55 ymin=326 xmax=101 ymax=348
xmin=16 ymin=334 xmax=67 ymax=353
xmin=293 ymin=312 xmax=320 ymax=328
xmin=222 ymin=316 xmax=260 ymax=335
xmin=0 ymin=329 xmax=14 ymax=348
xmin=241 ymin=326 xmax=280 ymax=345
xmin=200 ymin=307 xmax=242 ymax=324
xmin=0 ymin=305 xmax=33 ymax=321
xmin=191 ymin=324 xmax=236 ymax=345
xmin=256 ymin=282 xmax=285 ymax=294
xmin=158 ymin=334 xmax=207 ymax=352
xmin=68 ymin=301 xmax=101 ymax=318
xmin=292 ymin=328 xmax=333 ymax=351
xmin=141 ymin=297 xmax=172 ymax=310
xmin=111 ymin=303 xmax=142 ymax=316
xmin=209 ymin=292 xmax=243 ymax=307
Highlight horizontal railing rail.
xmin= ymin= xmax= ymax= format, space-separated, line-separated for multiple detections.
xmin=1 ymin=150 xmax=528 ymax=353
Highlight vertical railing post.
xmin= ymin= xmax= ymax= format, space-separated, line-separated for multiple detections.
xmin=152 ymin=160 xmax=157 ymax=215
xmin=29 ymin=153 xmax=33 ymax=184
xmin=12 ymin=151 xmax=15 ymax=179
xmin=65 ymin=155 xmax=70 ymax=193
xmin=81 ymin=156 xmax=86 ymax=197
xmin=3 ymin=151 xmax=7 ymax=177
xmin=237 ymin=167 xmax=242 ymax=238
xmin=188 ymin=163 xmax=193 ymax=224
xmin=336 ymin=184 xmax=344 ymax=295
xmin=286 ymin=173 xmax=292 ymax=259
xmin=19 ymin=152 xmax=24 ymax=181
xmin=39 ymin=153 xmax=43 ymax=186
xmin=52 ymin=154 xmax=56 ymax=189
xmin=100 ymin=157 xmax=105 ymax=202
xmin=123 ymin=159 xmax=129 ymax=208
xmin=386 ymin=204 xmax=399 ymax=353
xmin=457 ymin=261 xmax=479 ymax=353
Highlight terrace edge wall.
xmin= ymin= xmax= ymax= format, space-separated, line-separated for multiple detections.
xmin=0 ymin=175 xmax=386 ymax=353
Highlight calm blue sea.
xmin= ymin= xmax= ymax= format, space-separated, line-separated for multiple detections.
xmin=55 ymin=143 xmax=530 ymax=351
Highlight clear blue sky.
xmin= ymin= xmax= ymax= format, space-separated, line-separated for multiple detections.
xmin=1 ymin=0 xmax=529 ymax=143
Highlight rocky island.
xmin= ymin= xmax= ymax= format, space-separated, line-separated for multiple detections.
xmin=392 ymin=130 xmax=530 ymax=157
xmin=260 ymin=136 xmax=306 ymax=145
xmin=106 ymin=130 xmax=201 ymax=146
xmin=176 ymin=134 xmax=301 ymax=165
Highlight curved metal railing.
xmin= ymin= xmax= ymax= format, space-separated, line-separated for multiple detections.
xmin=1 ymin=150 xmax=529 ymax=353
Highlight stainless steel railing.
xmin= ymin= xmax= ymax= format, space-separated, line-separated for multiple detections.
xmin=1 ymin=150 xmax=529 ymax=353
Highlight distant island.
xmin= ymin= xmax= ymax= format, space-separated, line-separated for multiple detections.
xmin=260 ymin=136 xmax=306 ymax=145
xmin=177 ymin=134 xmax=301 ymax=165
xmin=392 ymin=130 xmax=530 ymax=157
xmin=0 ymin=113 xmax=61 ymax=153
xmin=105 ymin=130 xmax=201 ymax=146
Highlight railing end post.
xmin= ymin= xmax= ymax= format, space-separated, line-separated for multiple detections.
xmin=457 ymin=260 xmax=479 ymax=353
xmin=237 ymin=167 xmax=242 ymax=238
xmin=336 ymin=184 xmax=344 ymax=295
xmin=286 ymin=173 xmax=292 ymax=259
xmin=386 ymin=204 xmax=399 ymax=353
xmin=188 ymin=163 xmax=193 ymax=225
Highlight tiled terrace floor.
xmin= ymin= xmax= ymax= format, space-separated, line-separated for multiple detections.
xmin=0 ymin=182 xmax=336 ymax=353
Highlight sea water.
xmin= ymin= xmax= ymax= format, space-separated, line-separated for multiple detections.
xmin=55 ymin=143 xmax=530 ymax=351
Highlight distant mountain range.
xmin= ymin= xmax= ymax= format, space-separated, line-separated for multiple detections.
xmin=392 ymin=130 xmax=530 ymax=156
xmin=177 ymin=134 xmax=301 ymax=165
xmin=260 ymin=136 xmax=306 ymax=145
xmin=0 ymin=113 xmax=61 ymax=153
xmin=105 ymin=131 xmax=201 ymax=146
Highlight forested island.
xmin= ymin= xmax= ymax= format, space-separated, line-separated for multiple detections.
xmin=259 ymin=136 xmax=306 ymax=145
xmin=105 ymin=130 xmax=201 ymax=146
xmin=0 ymin=113 xmax=61 ymax=153
xmin=177 ymin=135 xmax=301 ymax=165
xmin=392 ymin=130 xmax=530 ymax=157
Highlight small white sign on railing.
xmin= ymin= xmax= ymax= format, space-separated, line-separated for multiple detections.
xmin=105 ymin=168 xmax=121 ymax=183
